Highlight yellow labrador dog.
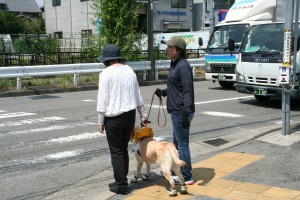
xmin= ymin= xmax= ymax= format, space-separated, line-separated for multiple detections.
xmin=130 ymin=127 xmax=188 ymax=197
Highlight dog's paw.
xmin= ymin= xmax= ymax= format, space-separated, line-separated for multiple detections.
xmin=130 ymin=176 xmax=139 ymax=183
xmin=169 ymin=188 xmax=177 ymax=197
xmin=141 ymin=174 xmax=150 ymax=181
xmin=180 ymin=185 xmax=188 ymax=195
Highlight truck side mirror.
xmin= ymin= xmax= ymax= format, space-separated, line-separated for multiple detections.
xmin=198 ymin=37 xmax=203 ymax=47
xmin=228 ymin=38 xmax=235 ymax=52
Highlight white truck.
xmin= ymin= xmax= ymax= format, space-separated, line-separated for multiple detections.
xmin=234 ymin=0 xmax=300 ymax=101
xmin=204 ymin=0 xmax=276 ymax=88
xmin=155 ymin=30 xmax=210 ymax=51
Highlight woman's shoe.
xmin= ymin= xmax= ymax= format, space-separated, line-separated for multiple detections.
xmin=108 ymin=182 xmax=116 ymax=188
xmin=109 ymin=185 xmax=128 ymax=195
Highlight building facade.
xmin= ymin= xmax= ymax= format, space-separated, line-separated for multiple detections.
xmin=44 ymin=0 xmax=95 ymax=51
xmin=44 ymin=0 xmax=233 ymax=50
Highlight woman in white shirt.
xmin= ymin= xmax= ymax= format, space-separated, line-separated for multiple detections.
xmin=97 ymin=44 xmax=148 ymax=195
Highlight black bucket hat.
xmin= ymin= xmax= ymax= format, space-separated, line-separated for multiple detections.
xmin=97 ymin=44 xmax=123 ymax=63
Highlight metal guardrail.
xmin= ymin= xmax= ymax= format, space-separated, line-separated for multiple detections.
xmin=0 ymin=59 xmax=204 ymax=90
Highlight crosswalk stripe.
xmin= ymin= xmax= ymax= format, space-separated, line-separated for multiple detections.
xmin=41 ymin=131 xmax=104 ymax=144
xmin=0 ymin=122 xmax=97 ymax=137
xmin=0 ymin=112 xmax=36 ymax=119
xmin=0 ymin=116 xmax=66 ymax=127
xmin=0 ymin=110 xmax=6 ymax=112
xmin=203 ymin=111 xmax=244 ymax=118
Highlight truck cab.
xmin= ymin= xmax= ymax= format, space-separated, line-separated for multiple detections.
xmin=235 ymin=22 xmax=300 ymax=100
xmin=204 ymin=0 xmax=276 ymax=89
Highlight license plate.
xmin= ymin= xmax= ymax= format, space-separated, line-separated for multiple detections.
xmin=218 ymin=75 xmax=226 ymax=81
xmin=254 ymin=87 xmax=267 ymax=96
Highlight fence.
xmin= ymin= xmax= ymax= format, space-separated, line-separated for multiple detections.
xmin=0 ymin=49 xmax=205 ymax=67
xmin=0 ymin=59 xmax=205 ymax=90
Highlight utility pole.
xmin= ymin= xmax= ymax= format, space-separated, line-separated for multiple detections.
xmin=147 ymin=0 xmax=155 ymax=80
xmin=281 ymin=0 xmax=294 ymax=135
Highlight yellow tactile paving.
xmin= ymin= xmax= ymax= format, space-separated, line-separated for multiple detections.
xmin=235 ymin=183 xmax=271 ymax=193
xmin=258 ymin=187 xmax=300 ymax=200
xmin=293 ymin=194 xmax=300 ymax=200
xmin=124 ymin=152 xmax=300 ymax=200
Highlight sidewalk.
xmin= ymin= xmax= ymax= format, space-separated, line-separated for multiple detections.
xmin=120 ymin=124 xmax=300 ymax=200
xmin=43 ymin=122 xmax=300 ymax=200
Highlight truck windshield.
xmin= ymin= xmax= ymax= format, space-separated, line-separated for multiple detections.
xmin=207 ymin=24 xmax=249 ymax=53
xmin=240 ymin=23 xmax=284 ymax=54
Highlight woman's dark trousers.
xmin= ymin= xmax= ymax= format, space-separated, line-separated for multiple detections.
xmin=105 ymin=110 xmax=136 ymax=189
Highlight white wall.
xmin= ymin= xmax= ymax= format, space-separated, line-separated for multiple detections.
xmin=44 ymin=0 xmax=97 ymax=50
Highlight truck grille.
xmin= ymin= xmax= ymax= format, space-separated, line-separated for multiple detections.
xmin=247 ymin=76 xmax=277 ymax=85
xmin=211 ymin=63 xmax=236 ymax=73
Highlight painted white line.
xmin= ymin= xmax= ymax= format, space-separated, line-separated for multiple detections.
xmin=195 ymin=96 xmax=253 ymax=105
xmin=81 ymin=100 xmax=95 ymax=102
xmin=0 ymin=122 xmax=97 ymax=137
xmin=145 ymin=96 xmax=253 ymax=108
xmin=0 ymin=112 xmax=36 ymax=119
xmin=154 ymin=136 xmax=166 ymax=141
xmin=0 ymin=110 xmax=6 ymax=112
xmin=47 ymin=151 xmax=80 ymax=160
xmin=203 ymin=111 xmax=244 ymax=118
xmin=1 ymin=150 xmax=84 ymax=167
xmin=43 ymin=132 xmax=103 ymax=144
xmin=0 ymin=116 xmax=66 ymax=127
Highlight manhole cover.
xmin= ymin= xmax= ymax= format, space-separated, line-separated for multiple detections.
xmin=202 ymin=138 xmax=229 ymax=147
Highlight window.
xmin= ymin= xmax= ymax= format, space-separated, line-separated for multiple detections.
xmin=54 ymin=32 xmax=63 ymax=39
xmin=81 ymin=30 xmax=92 ymax=36
xmin=52 ymin=0 xmax=61 ymax=6
xmin=171 ymin=0 xmax=186 ymax=8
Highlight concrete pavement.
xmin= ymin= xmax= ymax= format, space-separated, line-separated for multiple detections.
xmin=42 ymin=121 xmax=300 ymax=200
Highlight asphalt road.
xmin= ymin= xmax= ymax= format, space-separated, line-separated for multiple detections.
xmin=1 ymin=80 xmax=300 ymax=200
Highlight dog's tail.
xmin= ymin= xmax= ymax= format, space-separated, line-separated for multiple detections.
xmin=168 ymin=144 xmax=186 ymax=167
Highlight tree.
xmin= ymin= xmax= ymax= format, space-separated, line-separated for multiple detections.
xmin=0 ymin=10 xmax=45 ymax=34
xmin=90 ymin=0 xmax=142 ymax=58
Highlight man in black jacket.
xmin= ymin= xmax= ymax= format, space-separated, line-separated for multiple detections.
xmin=155 ymin=36 xmax=195 ymax=185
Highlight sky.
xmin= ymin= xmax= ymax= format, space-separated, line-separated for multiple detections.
xmin=35 ymin=0 xmax=44 ymax=7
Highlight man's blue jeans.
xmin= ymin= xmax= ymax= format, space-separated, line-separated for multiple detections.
xmin=171 ymin=112 xmax=194 ymax=182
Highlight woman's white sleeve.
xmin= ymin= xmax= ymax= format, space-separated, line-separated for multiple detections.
xmin=97 ymin=72 xmax=109 ymax=117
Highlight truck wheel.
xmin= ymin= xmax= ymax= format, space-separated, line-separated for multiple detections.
xmin=254 ymin=95 xmax=270 ymax=101
xmin=218 ymin=81 xmax=234 ymax=89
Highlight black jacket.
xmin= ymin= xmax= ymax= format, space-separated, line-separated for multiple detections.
xmin=161 ymin=57 xmax=195 ymax=114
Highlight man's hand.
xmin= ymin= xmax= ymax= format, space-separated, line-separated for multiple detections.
xmin=99 ymin=125 xmax=105 ymax=134
xmin=182 ymin=112 xmax=190 ymax=128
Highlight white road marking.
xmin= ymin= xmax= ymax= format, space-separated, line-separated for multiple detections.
xmin=47 ymin=151 xmax=81 ymax=160
xmin=0 ymin=110 xmax=6 ymax=112
xmin=203 ymin=111 xmax=244 ymax=118
xmin=154 ymin=136 xmax=166 ymax=141
xmin=81 ymin=100 xmax=95 ymax=102
xmin=0 ymin=116 xmax=66 ymax=127
xmin=0 ymin=150 xmax=84 ymax=166
xmin=194 ymin=96 xmax=253 ymax=105
xmin=145 ymin=96 xmax=253 ymax=108
xmin=0 ymin=122 xmax=97 ymax=137
xmin=0 ymin=112 xmax=36 ymax=119
xmin=42 ymin=131 xmax=103 ymax=144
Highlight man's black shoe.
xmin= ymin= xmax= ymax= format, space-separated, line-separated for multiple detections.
xmin=109 ymin=185 xmax=128 ymax=195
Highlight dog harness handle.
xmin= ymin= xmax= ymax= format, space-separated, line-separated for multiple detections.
xmin=148 ymin=92 xmax=167 ymax=127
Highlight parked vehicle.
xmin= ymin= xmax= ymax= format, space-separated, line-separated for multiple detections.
xmin=235 ymin=0 xmax=300 ymax=101
xmin=203 ymin=0 xmax=276 ymax=89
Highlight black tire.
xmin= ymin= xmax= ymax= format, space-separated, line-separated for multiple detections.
xmin=218 ymin=81 xmax=234 ymax=89
xmin=254 ymin=95 xmax=271 ymax=101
